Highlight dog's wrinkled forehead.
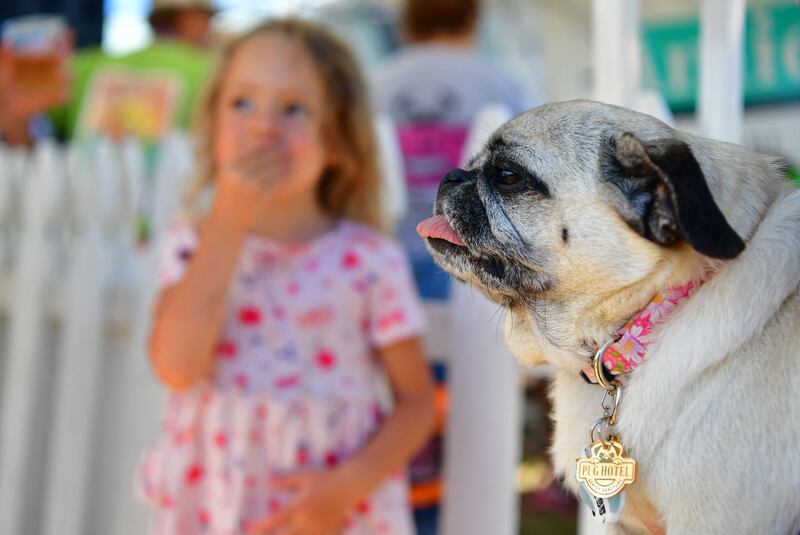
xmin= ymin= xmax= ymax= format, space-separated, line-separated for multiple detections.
xmin=466 ymin=134 xmax=545 ymax=172
xmin=468 ymin=100 xmax=674 ymax=176
xmin=464 ymin=113 xmax=596 ymax=192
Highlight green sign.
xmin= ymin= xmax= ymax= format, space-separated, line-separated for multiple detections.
xmin=643 ymin=4 xmax=800 ymax=112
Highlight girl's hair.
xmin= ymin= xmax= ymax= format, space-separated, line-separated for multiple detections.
xmin=186 ymin=18 xmax=385 ymax=231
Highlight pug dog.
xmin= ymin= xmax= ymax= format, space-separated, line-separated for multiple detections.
xmin=417 ymin=100 xmax=800 ymax=534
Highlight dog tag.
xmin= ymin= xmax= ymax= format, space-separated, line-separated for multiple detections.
xmin=576 ymin=438 xmax=637 ymax=499
xmin=579 ymin=480 xmax=626 ymax=523
xmin=577 ymin=443 xmax=628 ymax=523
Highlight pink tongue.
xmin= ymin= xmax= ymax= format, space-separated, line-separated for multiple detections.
xmin=416 ymin=215 xmax=465 ymax=246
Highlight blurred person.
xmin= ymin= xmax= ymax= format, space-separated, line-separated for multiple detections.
xmin=137 ymin=18 xmax=436 ymax=535
xmin=54 ymin=0 xmax=214 ymax=142
xmin=373 ymin=3 xmax=534 ymax=532
xmin=148 ymin=0 xmax=214 ymax=48
xmin=0 ymin=19 xmax=71 ymax=145
xmin=0 ymin=0 xmax=214 ymax=146
xmin=374 ymin=0 xmax=531 ymax=300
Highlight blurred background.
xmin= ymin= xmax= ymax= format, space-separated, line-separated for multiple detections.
xmin=0 ymin=1 xmax=797 ymax=535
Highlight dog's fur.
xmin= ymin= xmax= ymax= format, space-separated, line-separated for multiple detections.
xmin=423 ymin=101 xmax=800 ymax=534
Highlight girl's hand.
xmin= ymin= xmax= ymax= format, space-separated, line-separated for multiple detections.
xmin=210 ymin=147 xmax=287 ymax=231
xmin=246 ymin=469 xmax=356 ymax=535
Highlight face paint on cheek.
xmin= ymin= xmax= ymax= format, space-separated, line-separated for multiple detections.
xmin=214 ymin=118 xmax=250 ymax=164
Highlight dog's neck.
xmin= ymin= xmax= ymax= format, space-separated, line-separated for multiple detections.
xmin=509 ymin=248 xmax=708 ymax=373
xmin=509 ymin=183 xmax=797 ymax=375
xmin=516 ymin=142 xmax=790 ymax=372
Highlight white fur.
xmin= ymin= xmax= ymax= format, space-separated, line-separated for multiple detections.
xmin=549 ymin=189 xmax=800 ymax=534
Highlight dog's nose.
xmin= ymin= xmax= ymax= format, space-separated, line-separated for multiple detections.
xmin=442 ymin=168 xmax=471 ymax=185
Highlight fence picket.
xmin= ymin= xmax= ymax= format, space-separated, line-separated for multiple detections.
xmin=42 ymin=139 xmax=118 ymax=535
xmin=0 ymin=142 xmax=61 ymax=535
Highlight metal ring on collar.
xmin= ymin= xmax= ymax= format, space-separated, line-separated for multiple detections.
xmin=608 ymin=386 xmax=623 ymax=426
xmin=590 ymin=416 xmax=613 ymax=444
xmin=600 ymin=386 xmax=624 ymax=426
xmin=593 ymin=337 xmax=620 ymax=392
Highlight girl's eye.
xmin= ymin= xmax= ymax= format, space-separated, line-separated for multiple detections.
xmin=231 ymin=97 xmax=253 ymax=112
xmin=499 ymin=169 xmax=522 ymax=186
xmin=284 ymin=103 xmax=309 ymax=117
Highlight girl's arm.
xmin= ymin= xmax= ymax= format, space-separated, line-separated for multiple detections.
xmin=150 ymin=148 xmax=285 ymax=391
xmin=149 ymin=217 xmax=248 ymax=391
xmin=337 ymin=336 xmax=436 ymax=497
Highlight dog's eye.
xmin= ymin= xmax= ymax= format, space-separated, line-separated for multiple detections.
xmin=499 ymin=170 xmax=522 ymax=186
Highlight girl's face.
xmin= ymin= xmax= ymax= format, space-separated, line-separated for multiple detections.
xmin=214 ymin=33 xmax=333 ymax=207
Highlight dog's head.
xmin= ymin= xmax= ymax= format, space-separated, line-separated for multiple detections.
xmin=418 ymin=101 xmax=746 ymax=363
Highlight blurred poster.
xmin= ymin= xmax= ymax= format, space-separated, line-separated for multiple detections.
xmin=77 ymin=69 xmax=181 ymax=141
xmin=396 ymin=123 xmax=469 ymax=301
xmin=398 ymin=123 xmax=468 ymax=189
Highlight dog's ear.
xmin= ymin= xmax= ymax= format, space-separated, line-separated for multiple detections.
xmin=600 ymin=132 xmax=745 ymax=259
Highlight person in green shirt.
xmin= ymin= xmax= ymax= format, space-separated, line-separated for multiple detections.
xmin=52 ymin=38 xmax=211 ymax=142
xmin=0 ymin=0 xmax=214 ymax=146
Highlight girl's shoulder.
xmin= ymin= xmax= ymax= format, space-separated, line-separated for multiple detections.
xmin=336 ymin=220 xmax=407 ymax=262
xmin=336 ymin=220 xmax=426 ymax=347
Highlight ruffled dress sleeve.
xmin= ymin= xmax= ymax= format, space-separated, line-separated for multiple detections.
xmin=366 ymin=238 xmax=426 ymax=348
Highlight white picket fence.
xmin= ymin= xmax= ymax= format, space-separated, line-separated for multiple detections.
xmin=0 ymin=134 xmax=193 ymax=535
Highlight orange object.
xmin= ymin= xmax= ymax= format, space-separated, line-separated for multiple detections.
xmin=434 ymin=386 xmax=448 ymax=430
xmin=410 ymin=479 xmax=443 ymax=508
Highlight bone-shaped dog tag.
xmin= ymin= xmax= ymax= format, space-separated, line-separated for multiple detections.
xmin=576 ymin=438 xmax=637 ymax=499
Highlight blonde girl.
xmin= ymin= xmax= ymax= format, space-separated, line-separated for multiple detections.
xmin=137 ymin=18 xmax=436 ymax=535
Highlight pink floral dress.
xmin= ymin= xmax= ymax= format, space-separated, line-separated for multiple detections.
xmin=137 ymin=219 xmax=425 ymax=535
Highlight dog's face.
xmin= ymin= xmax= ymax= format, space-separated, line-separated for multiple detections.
xmin=418 ymin=101 xmax=745 ymax=360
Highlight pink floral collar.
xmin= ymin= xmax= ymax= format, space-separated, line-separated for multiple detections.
xmin=582 ymin=270 xmax=715 ymax=385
